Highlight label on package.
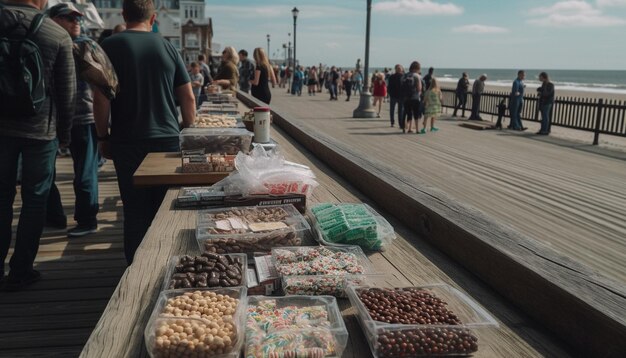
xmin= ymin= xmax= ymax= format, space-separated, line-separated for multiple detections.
xmin=248 ymin=222 xmax=288 ymax=232
xmin=254 ymin=255 xmax=279 ymax=282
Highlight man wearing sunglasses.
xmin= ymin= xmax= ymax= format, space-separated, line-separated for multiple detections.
xmin=46 ymin=3 xmax=101 ymax=238
xmin=0 ymin=0 xmax=76 ymax=291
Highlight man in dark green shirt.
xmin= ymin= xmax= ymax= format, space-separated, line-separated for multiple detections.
xmin=93 ymin=0 xmax=195 ymax=264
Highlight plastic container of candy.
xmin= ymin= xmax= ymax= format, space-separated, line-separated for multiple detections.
xmin=272 ymin=245 xmax=377 ymax=297
xmin=145 ymin=287 xmax=247 ymax=358
xmin=162 ymin=253 xmax=247 ymax=290
xmin=346 ymin=284 xmax=499 ymax=357
xmin=309 ymin=203 xmax=396 ymax=251
xmin=179 ymin=127 xmax=253 ymax=155
xmin=196 ymin=205 xmax=311 ymax=255
xmin=245 ymin=295 xmax=348 ymax=358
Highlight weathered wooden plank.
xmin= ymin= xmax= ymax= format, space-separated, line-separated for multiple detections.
xmin=239 ymin=90 xmax=626 ymax=357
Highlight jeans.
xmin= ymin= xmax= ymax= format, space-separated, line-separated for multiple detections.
xmin=47 ymin=124 xmax=100 ymax=226
xmin=470 ymin=93 xmax=482 ymax=120
xmin=329 ymin=83 xmax=337 ymax=99
xmin=111 ymin=137 xmax=179 ymax=265
xmin=540 ymin=103 xmax=553 ymax=133
xmin=0 ymin=136 xmax=58 ymax=277
xmin=390 ymin=97 xmax=404 ymax=127
xmin=453 ymin=92 xmax=467 ymax=116
xmin=510 ymin=99 xmax=524 ymax=129
xmin=354 ymin=82 xmax=362 ymax=96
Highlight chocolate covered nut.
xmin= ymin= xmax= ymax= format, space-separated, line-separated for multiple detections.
xmin=168 ymin=255 xmax=243 ymax=289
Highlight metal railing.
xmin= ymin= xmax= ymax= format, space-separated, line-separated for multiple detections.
xmin=441 ymin=88 xmax=626 ymax=145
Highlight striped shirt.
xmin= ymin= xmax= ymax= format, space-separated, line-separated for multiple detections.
xmin=0 ymin=3 xmax=76 ymax=143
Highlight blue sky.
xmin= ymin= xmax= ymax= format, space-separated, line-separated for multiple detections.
xmin=205 ymin=0 xmax=626 ymax=70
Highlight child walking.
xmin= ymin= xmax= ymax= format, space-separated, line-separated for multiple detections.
xmin=421 ymin=77 xmax=442 ymax=133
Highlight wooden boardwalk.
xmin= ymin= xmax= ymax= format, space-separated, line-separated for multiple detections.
xmin=0 ymin=158 xmax=125 ymax=357
xmin=269 ymin=88 xmax=626 ymax=284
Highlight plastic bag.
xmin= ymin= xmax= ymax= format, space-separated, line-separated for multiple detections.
xmin=73 ymin=36 xmax=119 ymax=99
xmin=215 ymin=146 xmax=318 ymax=197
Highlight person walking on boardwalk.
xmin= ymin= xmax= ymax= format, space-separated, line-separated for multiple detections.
xmin=372 ymin=73 xmax=387 ymax=117
xmin=536 ymin=72 xmax=555 ymax=135
xmin=189 ymin=62 xmax=203 ymax=108
xmin=402 ymin=61 xmax=423 ymax=133
xmin=292 ymin=65 xmax=304 ymax=96
xmin=509 ymin=70 xmax=527 ymax=130
xmin=307 ymin=66 xmax=318 ymax=95
xmin=387 ymin=64 xmax=405 ymax=128
xmin=452 ymin=72 xmax=469 ymax=117
xmin=353 ymin=69 xmax=363 ymax=96
xmin=47 ymin=3 xmax=116 ymax=238
xmin=237 ymin=49 xmax=255 ymax=94
xmin=0 ymin=0 xmax=76 ymax=290
xmin=328 ymin=66 xmax=339 ymax=100
xmin=94 ymin=0 xmax=196 ymax=265
xmin=469 ymin=74 xmax=487 ymax=120
xmin=422 ymin=77 xmax=443 ymax=133
xmin=250 ymin=47 xmax=277 ymax=104
xmin=343 ymin=69 xmax=353 ymax=102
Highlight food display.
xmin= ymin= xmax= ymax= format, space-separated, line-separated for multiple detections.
xmin=181 ymin=153 xmax=236 ymax=173
xmin=346 ymin=285 xmax=499 ymax=357
xmin=196 ymin=205 xmax=310 ymax=255
xmin=194 ymin=114 xmax=242 ymax=128
xmin=176 ymin=187 xmax=225 ymax=208
xmin=272 ymin=246 xmax=375 ymax=297
xmin=245 ymin=296 xmax=348 ymax=358
xmin=179 ymin=128 xmax=253 ymax=155
xmin=145 ymin=287 xmax=246 ymax=358
xmin=163 ymin=254 xmax=246 ymax=290
xmin=198 ymin=104 xmax=238 ymax=115
xmin=310 ymin=203 xmax=395 ymax=251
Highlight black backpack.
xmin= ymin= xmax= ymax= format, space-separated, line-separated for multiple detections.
xmin=0 ymin=6 xmax=47 ymax=119
xmin=401 ymin=72 xmax=417 ymax=99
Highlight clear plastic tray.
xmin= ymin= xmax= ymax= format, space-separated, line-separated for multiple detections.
xmin=145 ymin=287 xmax=247 ymax=358
xmin=271 ymin=245 xmax=378 ymax=297
xmin=245 ymin=295 xmax=348 ymax=358
xmin=162 ymin=254 xmax=247 ymax=290
xmin=309 ymin=203 xmax=396 ymax=251
xmin=196 ymin=205 xmax=311 ymax=255
xmin=346 ymin=284 xmax=499 ymax=357
xmin=179 ymin=127 xmax=253 ymax=155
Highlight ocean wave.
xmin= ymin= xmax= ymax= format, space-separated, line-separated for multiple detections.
xmin=437 ymin=77 xmax=626 ymax=95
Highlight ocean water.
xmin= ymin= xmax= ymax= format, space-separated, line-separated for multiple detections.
xmin=368 ymin=68 xmax=626 ymax=94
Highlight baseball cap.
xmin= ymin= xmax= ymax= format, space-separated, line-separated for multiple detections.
xmin=48 ymin=3 xmax=84 ymax=18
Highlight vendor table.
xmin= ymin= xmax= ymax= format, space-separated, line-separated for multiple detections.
xmin=133 ymin=152 xmax=229 ymax=187
xmin=81 ymin=118 xmax=569 ymax=358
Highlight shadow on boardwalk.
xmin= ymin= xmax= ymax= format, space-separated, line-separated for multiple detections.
xmin=0 ymin=157 xmax=125 ymax=357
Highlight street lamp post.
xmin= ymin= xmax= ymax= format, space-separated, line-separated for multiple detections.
xmin=353 ymin=0 xmax=376 ymax=118
xmin=266 ymin=34 xmax=270 ymax=58
xmin=291 ymin=7 xmax=299 ymax=95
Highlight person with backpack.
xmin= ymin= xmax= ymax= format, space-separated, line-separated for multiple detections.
xmin=45 ymin=3 xmax=118 ymax=238
xmin=0 ymin=0 xmax=77 ymax=290
xmin=237 ymin=49 xmax=255 ymax=93
xmin=401 ymin=61 xmax=423 ymax=133
xmin=94 ymin=0 xmax=196 ymax=265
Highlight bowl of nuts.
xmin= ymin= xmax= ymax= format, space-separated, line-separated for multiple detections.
xmin=346 ymin=284 xmax=499 ymax=357
xmin=145 ymin=287 xmax=247 ymax=358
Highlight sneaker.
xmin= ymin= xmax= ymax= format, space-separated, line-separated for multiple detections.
xmin=68 ymin=224 xmax=98 ymax=238
xmin=2 ymin=270 xmax=41 ymax=291
xmin=420 ymin=128 xmax=427 ymax=134
xmin=431 ymin=127 xmax=439 ymax=132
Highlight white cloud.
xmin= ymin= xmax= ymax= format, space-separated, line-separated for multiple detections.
xmin=373 ymin=0 xmax=463 ymax=16
xmin=597 ymin=0 xmax=626 ymax=7
xmin=452 ymin=24 xmax=509 ymax=34
xmin=528 ymin=0 xmax=626 ymax=27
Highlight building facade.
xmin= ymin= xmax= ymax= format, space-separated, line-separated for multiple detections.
xmin=91 ymin=0 xmax=212 ymax=60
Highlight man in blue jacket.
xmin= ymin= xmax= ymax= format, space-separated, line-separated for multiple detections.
xmin=509 ymin=70 xmax=527 ymax=131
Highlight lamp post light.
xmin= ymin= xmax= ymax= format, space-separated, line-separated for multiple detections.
xmin=353 ymin=0 xmax=376 ymax=118
xmin=291 ymin=7 xmax=299 ymax=94
xmin=266 ymin=34 xmax=270 ymax=58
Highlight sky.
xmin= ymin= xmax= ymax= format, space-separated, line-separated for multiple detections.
xmin=205 ymin=0 xmax=626 ymax=70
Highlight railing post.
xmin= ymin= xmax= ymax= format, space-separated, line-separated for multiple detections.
xmin=593 ymin=98 xmax=604 ymax=145
xmin=462 ymin=92 xmax=467 ymax=117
